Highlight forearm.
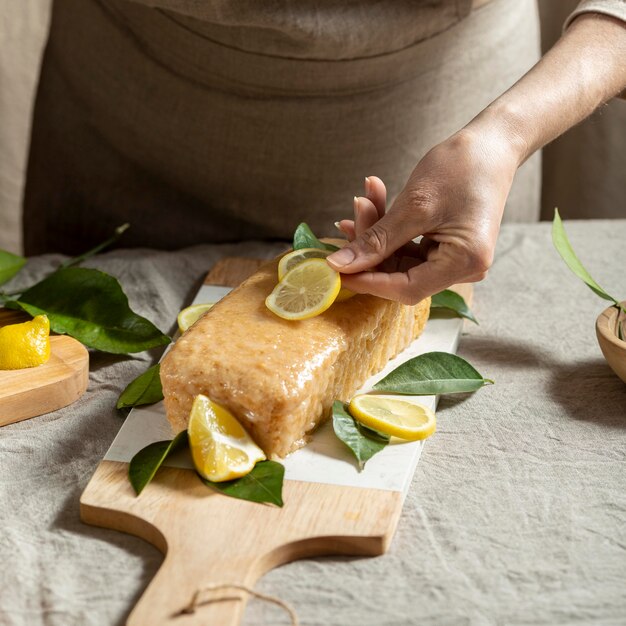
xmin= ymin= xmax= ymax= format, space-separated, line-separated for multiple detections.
xmin=467 ymin=12 xmax=626 ymax=164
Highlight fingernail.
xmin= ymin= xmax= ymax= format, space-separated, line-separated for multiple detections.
xmin=353 ymin=196 xmax=359 ymax=212
xmin=334 ymin=221 xmax=342 ymax=231
xmin=365 ymin=177 xmax=371 ymax=196
xmin=327 ymin=247 xmax=355 ymax=268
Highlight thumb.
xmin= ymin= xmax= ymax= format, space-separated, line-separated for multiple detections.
xmin=327 ymin=210 xmax=412 ymax=274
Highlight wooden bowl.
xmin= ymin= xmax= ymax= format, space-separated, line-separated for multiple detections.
xmin=596 ymin=301 xmax=626 ymax=384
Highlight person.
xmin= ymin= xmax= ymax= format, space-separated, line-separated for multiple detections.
xmin=24 ymin=0 xmax=625 ymax=304
xmin=328 ymin=5 xmax=626 ymax=303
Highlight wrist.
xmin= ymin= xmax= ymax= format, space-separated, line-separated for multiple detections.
xmin=461 ymin=100 xmax=531 ymax=168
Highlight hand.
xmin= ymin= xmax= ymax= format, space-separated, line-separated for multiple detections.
xmin=327 ymin=127 xmax=523 ymax=304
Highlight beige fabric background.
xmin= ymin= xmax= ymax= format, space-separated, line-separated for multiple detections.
xmin=0 ymin=0 xmax=624 ymax=254
xmin=2 ymin=220 xmax=626 ymax=626
xmin=21 ymin=0 xmax=540 ymax=255
xmin=0 ymin=0 xmax=51 ymax=254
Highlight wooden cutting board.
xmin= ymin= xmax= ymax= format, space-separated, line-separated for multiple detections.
xmin=0 ymin=309 xmax=89 ymax=426
xmin=81 ymin=257 xmax=472 ymax=626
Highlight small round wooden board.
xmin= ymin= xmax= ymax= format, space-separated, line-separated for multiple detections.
xmin=0 ymin=309 xmax=89 ymax=426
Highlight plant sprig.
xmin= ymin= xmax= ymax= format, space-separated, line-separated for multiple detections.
xmin=0 ymin=225 xmax=171 ymax=354
xmin=7 ymin=268 xmax=170 ymax=353
xmin=61 ymin=223 xmax=129 ymax=269
xmin=552 ymin=209 xmax=625 ymax=340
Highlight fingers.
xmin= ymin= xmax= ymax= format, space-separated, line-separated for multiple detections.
xmin=365 ymin=176 xmax=387 ymax=219
xmin=336 ymin=219 xmax=356 ymax=241
xmin=328 ymin=174 xmax=431 ymax=273
xmin=334 ymin=175 xmax=387 ymax=243
xmin=354 ymin=196 xmax=380 ymax=236
xmin=339 ymin=260 xmax=455 ymax=305
xmin=336 ymin=193 xmax=379 ymax=241
xmin=340 ymin=238 xmax=493 ymax=303
xmin=327 ymin=206 xmax=423 ymax=274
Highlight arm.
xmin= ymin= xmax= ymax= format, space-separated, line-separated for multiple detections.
xmin=327 ymin=13 xmax=626 ymax=304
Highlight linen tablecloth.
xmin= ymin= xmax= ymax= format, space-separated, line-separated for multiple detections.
xmin=1 ymin=220 xmax=625 ymax=626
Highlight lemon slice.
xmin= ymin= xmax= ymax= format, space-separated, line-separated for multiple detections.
xmin=278 ymin=248 xmax=354 ymax=301
xmin=177 ymin=303 xmax=215 ymax=333
xmin=278 ymin=248 xmax=332 ymax=280
xmin=349 ymin=395 xmax=436 ymax=441
xmin=0 ymin=315 xmax=51 ymax=370
xmin=265 ymin=258 xmax=341 ymax=320
xmin=335 ymin=286 xmax=356 ymax=302
xmin=188 ymin=394 xmax=266 ymax=482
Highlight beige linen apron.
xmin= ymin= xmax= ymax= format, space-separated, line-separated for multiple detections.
xmin=24 ymin=0 xmax=541 ymax=254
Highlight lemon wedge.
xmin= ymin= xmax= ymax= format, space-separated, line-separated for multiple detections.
xmin=266 ymin=258 xmax=341 ymax=320
xmin=177 ymin=303 xmax=215 ymax=333
xmin=278 ymin=248 xmax=354 ymax=302
xmin=188 ymin=394 xmax=266 ymax=482
xmin=0 ymin=315 xmax=51 ymax=370
xmin=349 ymin=395 xmax=436 ymax=441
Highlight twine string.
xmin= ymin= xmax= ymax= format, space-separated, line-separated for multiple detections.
xmin=177 ymin=582 xmax=299 ymax=625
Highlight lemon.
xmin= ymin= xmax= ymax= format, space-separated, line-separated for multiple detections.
xmin=177 ymin=303 xmax=215 ymax=333
xmin=278 ymin=248 xmax=354 ymax=302
xmin=278 ymin=248 xmax=332 ymax=280
xmin=265 ymin=258 xmax=341 ymax=321
xmin=349 ymin=394 xmax=436 ymax=441
xmin=188 ymin=394 xmax=266 ymax=482
xmin=0 ymin=315 xmax=51 ymax=370
xmin=335 ymin=286 xmax=356 ymax=302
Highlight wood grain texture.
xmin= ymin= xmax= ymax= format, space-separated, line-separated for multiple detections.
xmin=203 ymin=257 xmax=266 ymax=287
xmin=596 ymin=301 xmax=626 ymax=384
xmin=0 ymin=309 xmax=89 ymax=426
xmin=80 ymin=256 xmax=473 ymax=626
xmin=81 ymin=460 xmax=401 ymax=626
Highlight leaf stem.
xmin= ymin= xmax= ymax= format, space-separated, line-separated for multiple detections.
xmin=615 ymin=304 xmax=625 ymax=342
xmin=61 ymin=223 xmax=130 ymax=269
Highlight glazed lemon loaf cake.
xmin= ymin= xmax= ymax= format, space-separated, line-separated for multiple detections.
xmin=160 ymin=259 xmax=430 ymax=459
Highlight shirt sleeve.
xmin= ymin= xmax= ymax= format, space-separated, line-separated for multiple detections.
xmin=564 ymin=0 xmax=626 ymax=30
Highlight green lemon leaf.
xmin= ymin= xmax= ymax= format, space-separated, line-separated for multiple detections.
xmin=430 ymin=290 xmax=478 ymax=324
xmin=200 ymin=460 xmax=285 ymax=507
xmin=117 ymin=364 xmax=163 ymax=409
xmin=128 ymin=430 xmax=188 ymax=495
xmin=373 ymin=351 xmax=493 ymax=395
xmin=0 ymin=250 xmax=26 ymax=287
xmin=9 ymin=267 xmax=170 ymax=353
xmin=332 ymin=400 xmax=388 ymax=470
xmin=552 ymin=209 xmax=619 ymax=305
xmin=293 ymin=223 xmax=339 ymax=252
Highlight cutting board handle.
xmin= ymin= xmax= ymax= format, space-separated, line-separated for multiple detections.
xmin=82 ymin=457 xmax=401 ymax=626
xmin=127 ymin=542 xmax=261 ymax=626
